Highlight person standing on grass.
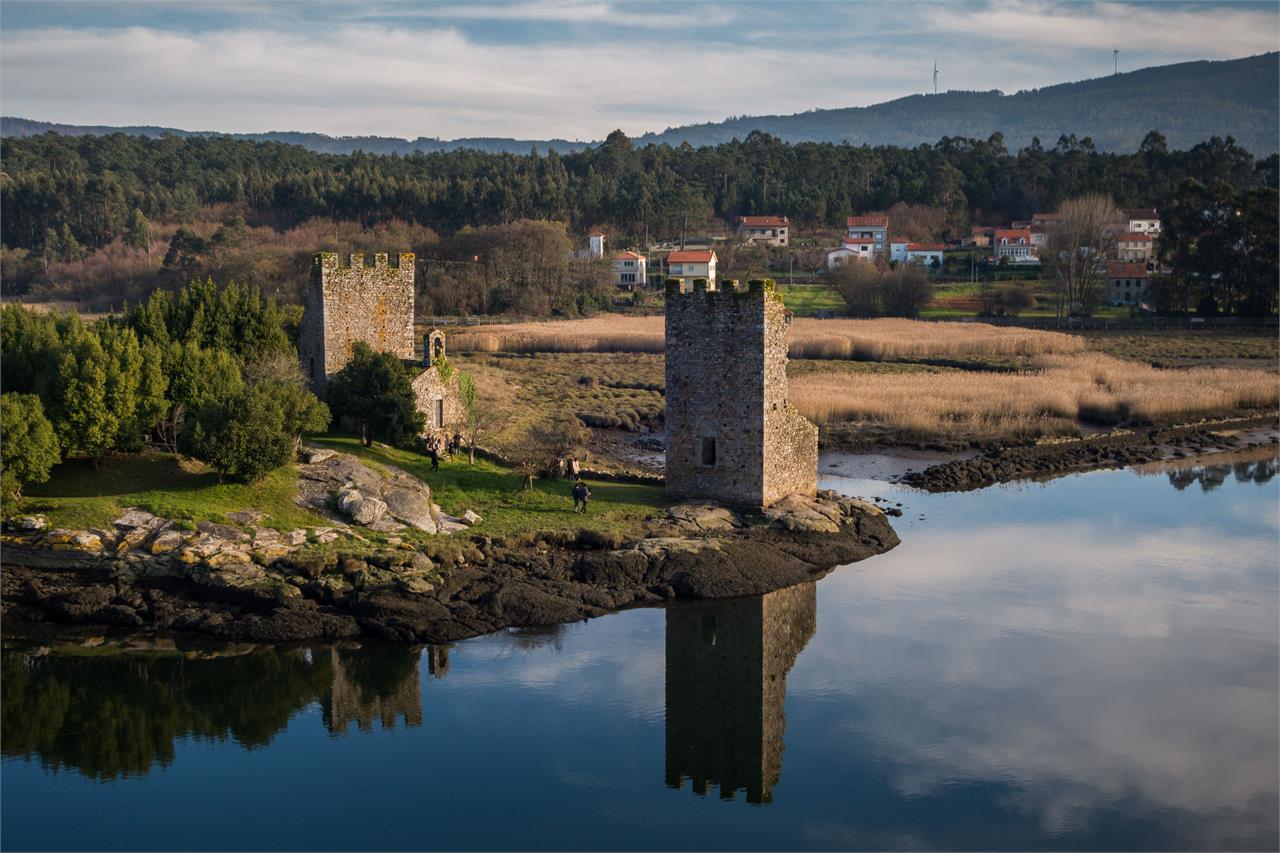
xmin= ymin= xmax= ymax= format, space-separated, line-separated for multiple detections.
xmin=572 ymin=482 xmax=591 ymax=514
xmin=429 ymin=444 xmax=440 ymax=471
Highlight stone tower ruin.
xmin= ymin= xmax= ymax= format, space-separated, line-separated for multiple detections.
xmin=664 ymin=278 xmax=818 ymax=508
xmin=299 ymin=251 xmax=415 ymax=393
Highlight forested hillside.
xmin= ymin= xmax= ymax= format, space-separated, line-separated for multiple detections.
xmin=637 ymin=53 xmax=1280 ymax=154
xmin=1 ymin=126 xmax=1274 ymax=315
xmin=4 ymin=53 xmax=1276 ymax=156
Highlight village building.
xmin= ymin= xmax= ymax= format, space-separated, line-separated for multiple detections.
xmin=891 ymin=240 xmax=944 ymax=266
xmin=1030 ymin=212 xmax=1061 ymax=228
xmin=845 ymin=214 xmax=889 ymax=257
xmin=993 ymin=228 xmax=1037 ymax=263
xmin=612 ymin=250 xmax=647 ymax=290
xmin=1125 ymin=208 xmax=1161 ymax=235
xmin=666 ymin=249 xmax=717 ymax=289
xmin=1106 ymin=261 xmax=1150 ymax=305
xmin=826 ymin=238 xmax=875 ymax=269
xmin=1029 ymin=225 xmax=1050 ymax=249
xmin=1116 ymin=231 xmax=1155 ymax=262
xmin=664 ymin=277 xmax=817 ymax=508
xmin=587 ymin=231 xmax=607 ymax=258
xmin=737 ymin=215 xmax=791 ymax=246
xmin=962 ymin=228 xmax=992 ymax=248
xmin=300 ymin=251 xmax=463 ymax=441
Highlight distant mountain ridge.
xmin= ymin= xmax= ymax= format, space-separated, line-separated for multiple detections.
xmin=4 ymin=52 xmax=1276 ymax=155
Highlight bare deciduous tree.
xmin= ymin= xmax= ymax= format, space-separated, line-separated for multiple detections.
xmin=1045 ymin=194 xmax=1122 ymax=317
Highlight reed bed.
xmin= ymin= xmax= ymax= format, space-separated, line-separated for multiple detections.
xmin=791 ymin=352 xmax=1279 ymax=440
xmin=447 ymin=315 xmax=1084 ymax=361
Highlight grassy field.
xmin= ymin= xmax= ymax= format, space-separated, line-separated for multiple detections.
xmin=24 ymin=452 xmax=332 ymax=532
xmin=775 ymin=285 xmax=845 ymax=316
xmin=23 ymin=437 xmax=668 ymax=540
xmin=1082 ymin=330 xmax=1280 ymax=366
xmin=308 ymin=436 xmax=666 ymax=539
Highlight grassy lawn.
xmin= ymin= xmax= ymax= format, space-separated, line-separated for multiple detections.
xmin=308 ymin=436 xmax=668 ymax=539
xmin=22 ymin=438 xmax=670 ymax=541
xmin=24 ymin=452 xmax=331 ymax=532
xmin=776 ymin=285 xmax=845 ymax=316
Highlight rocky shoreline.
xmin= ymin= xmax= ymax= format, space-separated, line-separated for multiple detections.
xmin=899 ymin=416 xmax=1279 ymax=492
xmin=1 ymin=491 xmax=899 ymax=644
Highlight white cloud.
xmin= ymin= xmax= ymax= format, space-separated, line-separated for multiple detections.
xmin=0 ymin=1 xmax=1276 ymax=139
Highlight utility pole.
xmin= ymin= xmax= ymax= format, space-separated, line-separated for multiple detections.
xmin=1113 ymin=48 xmax=1119 ymax=76
xmin=933 ymin=59 xmax=938 ymax=95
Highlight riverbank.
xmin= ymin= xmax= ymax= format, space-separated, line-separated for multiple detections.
xmin=896 ymin=416 xmax=1279 ymax=492
xmin=1 ymin=489 xmax=899 ymax=644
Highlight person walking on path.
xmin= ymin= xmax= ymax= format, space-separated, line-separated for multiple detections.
xmin=572 ymin=482 xmax=591 ymax=514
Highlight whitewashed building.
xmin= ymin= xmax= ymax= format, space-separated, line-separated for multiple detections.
xmin=846 ymin=215 xmax=889 ymax=257
xmin=666 ymin=249 xmax=717 ymax=288
xmin=737 ymin=215 xmax=790 ymax=246
xmin=612 ymin=250 xmax=647 ymax=289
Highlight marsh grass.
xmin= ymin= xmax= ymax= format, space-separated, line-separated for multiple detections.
xmin=792 ymin=352 xmax=1279 ymax=441
xmin=448 ymin=315 xmax=1086 ymax=361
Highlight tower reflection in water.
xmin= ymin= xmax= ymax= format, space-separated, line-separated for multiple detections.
xmin=664 ymin=581 xmax=817 ymax=804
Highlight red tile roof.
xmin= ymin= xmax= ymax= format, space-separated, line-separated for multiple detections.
xmin=1107 ymin=262 xmax=1149 ymax=278
xmin=1032 ymin=212 xmax=1061 ymax=221
xmin=1118 ymin=232 xmax=1153 ymax=242
xmin=994 ymin=228 xmax=1032 ymax=243
xmin=907 ymin=242 xmax=946 ymax=251
xmin=1125 ymin=209 xmax=1159 ymax=220
xmin=841 ymin=238 xmax=876 ymax=246
xmin=847 ymin=215 xmax=889 ymax=228
xmin=667 ymin=250 xmax=716 ymax=264
xmin=739 ymin=215 xmax=790 ymax=227
xmin=613 ymin=250 xmax=644 ymax=260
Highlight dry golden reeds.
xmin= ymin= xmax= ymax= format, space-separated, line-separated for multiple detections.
xmin=446 ymin=315 xmax=1085 ymax=361
xmin=791 ymin=352 xmax=1279 ymax=440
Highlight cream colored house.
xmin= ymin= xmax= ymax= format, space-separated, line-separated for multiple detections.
xmin=737 ymin=215 xmax=790 ymax=246
xmin=666 ymin=249 xmax=717 ymax=288
xmin=612 ymin=250 xmax=647 ymax=289
xmin=1116 ymin=232 xmax=1154 ymax=262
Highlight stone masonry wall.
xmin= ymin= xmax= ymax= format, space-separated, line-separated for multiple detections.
xmin=300 ymin=251 xmax=416 ymax=394
xmin=664 ymin=278 xmax=817 ymax=508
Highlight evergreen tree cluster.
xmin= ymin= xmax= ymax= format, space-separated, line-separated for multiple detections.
xmin=0 ymin=281 xmax=328 ymax=498
xmin=2 ymin=129 xmax=1273 ymax=255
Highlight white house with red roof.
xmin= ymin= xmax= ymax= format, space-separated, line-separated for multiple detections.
xmin=827 ymin=238 xmax=876 ymax=269
xmin=846 ymin=214 xmax=889 ymax=256
xmin=1124 ymin=209 xmax=1161 ymax=235
xmin=737 ymin=215 xmax=790 ymax=246
xmin=666 ymin=249 xmax=717 ymax=288
xmin=994 ymin=228 xmax=1037 ymax=263
xmin=612 ymin=250 xmax=647 ymax=290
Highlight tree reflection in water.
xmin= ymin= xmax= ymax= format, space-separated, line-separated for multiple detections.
xmin=664 ymin=582 xmax=817 ymax=804
xmin=1 ymin=640 xmax=440 ymax=780
xmin=1167 ymin=458 xmax=1276 ymax=492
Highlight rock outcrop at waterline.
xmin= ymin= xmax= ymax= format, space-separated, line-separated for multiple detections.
xmin=1 ymin=492 xmax=898 ymax=645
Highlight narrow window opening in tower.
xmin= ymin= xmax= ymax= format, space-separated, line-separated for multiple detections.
xmin=700 ymin=437 xmax=717 ymax=466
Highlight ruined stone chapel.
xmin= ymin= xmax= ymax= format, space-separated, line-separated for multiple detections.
xmin=299 ymin=251 xmax=463 ymax=440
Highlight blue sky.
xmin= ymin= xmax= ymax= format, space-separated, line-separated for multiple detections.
xmin=1 ymin=1 xmax=1276 ymax=139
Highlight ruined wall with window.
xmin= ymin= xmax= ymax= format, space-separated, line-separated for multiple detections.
xmin=299 ymin=251 xmax=416 ymax=394
xmin=411 ymin=329 xmax=465 ymax=440
xmin=663 ymin=277 xmax=817 ymax=508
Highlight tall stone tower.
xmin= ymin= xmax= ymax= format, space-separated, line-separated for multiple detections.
xmin=663 ymin=278 xmax=818 ymax=508
xmin=299 ymin=251 xmax=415 ymax=393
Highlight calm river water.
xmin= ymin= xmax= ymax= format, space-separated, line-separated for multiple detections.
xmin=3 ymin=457 xmax=1278 ymax=851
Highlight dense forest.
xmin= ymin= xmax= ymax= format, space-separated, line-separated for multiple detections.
xmin=2 ymin=127 xmax=1273 ymax=253
xmin=0 ymin=126 xmax=1274 ymax=315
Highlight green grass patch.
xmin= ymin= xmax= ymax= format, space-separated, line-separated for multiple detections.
xmin=24 ymin=452 xmax=331 ymax=532
xmin=776 ymin=285 xmax=846 ymax=316
xmin=308 ymin=436 xmax=668 ymax=539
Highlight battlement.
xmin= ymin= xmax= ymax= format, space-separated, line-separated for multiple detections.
xmin=314 ymin=251 xmax=415 ymax=271
xmin=300 ymin=249 xmax=416 ymax=394
xmin=664 ymin=277 xmax=777 ymax=298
